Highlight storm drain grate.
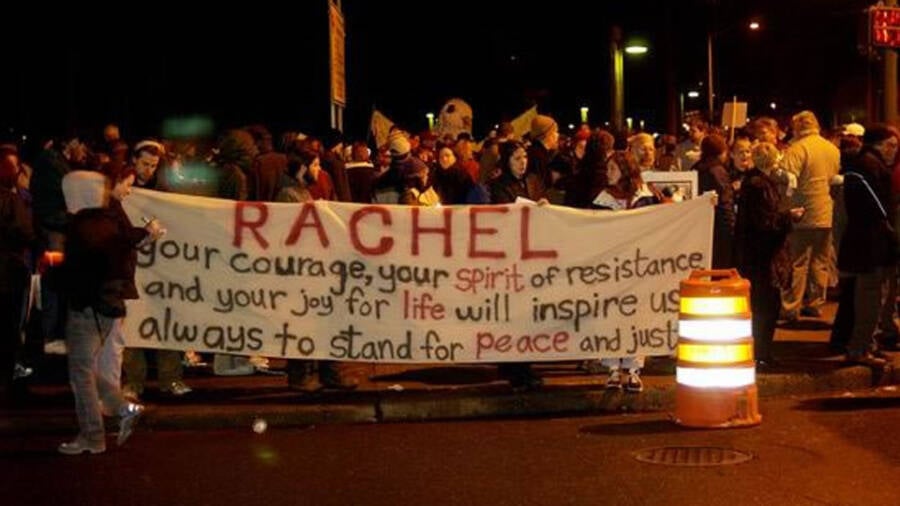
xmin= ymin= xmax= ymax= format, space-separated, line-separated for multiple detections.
xmin=632 ymin=446 xmax=753 ymax=466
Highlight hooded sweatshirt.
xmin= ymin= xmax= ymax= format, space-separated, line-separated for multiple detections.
xmin=61 ymin=171 xmax=147 ymax=313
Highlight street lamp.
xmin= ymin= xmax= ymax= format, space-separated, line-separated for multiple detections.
xmin=426 ymin=112 xmax=435 ymax=131
xmin=610 ymin=26 xmax=649 ymax=132
xmin=625 ymin=45 xmax=648 ymax=54
xmin=707 ymin=19 xmax=761 ymax=122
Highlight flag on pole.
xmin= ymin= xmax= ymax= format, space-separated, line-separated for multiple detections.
xmin=370 ymin=109 xmax=395 ymax=149
xmin=510 ymin=106 xmax=538 ymax=140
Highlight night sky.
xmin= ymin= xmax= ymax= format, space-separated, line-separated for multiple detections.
xmin=0 ymin=0 xmax=879 ymax=145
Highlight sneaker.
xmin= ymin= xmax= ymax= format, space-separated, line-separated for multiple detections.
xmin=606 ymin=370 xmax=623 ymax=390
xmin=13 ymin=363 xmax=33 ymax=380
xmin=625 ymin=370 xmax=644 ymax=393
xmin=160 ymin=380 xmax=192 ymax=396
xmin=117 ymin=403 xmax=144 ymax=446
xmin=44 ymin=340 xmax=67 ymax=355
xmin=58 ymin=436 xmax=106 ymax=455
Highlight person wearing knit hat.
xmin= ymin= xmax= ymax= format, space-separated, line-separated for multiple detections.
xmin=780 ymin=109 xmax=840 ymax=322
xmin=130 ymin=140 xmax=163 ymax=189
xmin=388 ymin=130 xmax=411 ymax=157
xmin=527 ymin=114 xmax=560 ymax=188
xmin=530 ymin=114 xmax=558 ymax=141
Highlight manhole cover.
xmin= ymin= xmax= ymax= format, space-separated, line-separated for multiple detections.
xmin=632 ymin=446 xmax=753 ymax=466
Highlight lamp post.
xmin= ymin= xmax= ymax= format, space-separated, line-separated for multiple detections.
xmin=610 ymin=26 xmax=649 ymax=132
xmin=707 ymin=20 xmax=760 ymax=122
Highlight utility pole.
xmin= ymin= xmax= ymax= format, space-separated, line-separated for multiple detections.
xmin=610 ymin=25 xmax=625 ymax=133
xmin=328 ymin=0 xmax=346 ymax=130
xmin=886 ymin=0 xmax=898 ymax=125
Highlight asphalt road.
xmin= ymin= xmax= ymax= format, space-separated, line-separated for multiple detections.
xmin=3 ymin=388 xmax=900 ymax=506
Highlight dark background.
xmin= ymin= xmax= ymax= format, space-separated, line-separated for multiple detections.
xmin=0 ymin=0 xmax=879 ymax=144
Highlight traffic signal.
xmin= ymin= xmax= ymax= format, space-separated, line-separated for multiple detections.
xmin=871 ymin=6 xmax=900 ymax=48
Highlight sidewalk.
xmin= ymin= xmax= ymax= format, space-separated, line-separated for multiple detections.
xmin=2 ymin=302 xmax=898 ymax=434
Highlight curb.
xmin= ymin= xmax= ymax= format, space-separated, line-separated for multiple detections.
xmin=1 ymin=364 xmax=887 ymax=435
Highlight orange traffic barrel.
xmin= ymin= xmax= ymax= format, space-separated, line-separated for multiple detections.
xmin=674 ymin=269 xmax=761 ymax=428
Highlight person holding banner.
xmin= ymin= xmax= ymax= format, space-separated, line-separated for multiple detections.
xmin=57 ymin=169 xmax=163 ymax=454
xmin=489 ymin=141 xmax=546 ymax=206
xmin=592 ymin=150 xmax=662 ymax=392
xmin=277 ymin=149 xmax=356 ymax=392
xmin=489 ymin=141 xmax=545 ymax=391
xmin=120 ymin=142 xmax=192 ymax=399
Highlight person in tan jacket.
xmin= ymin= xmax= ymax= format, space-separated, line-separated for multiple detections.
xmin=780 ymin=111 xmax=841 ymax=320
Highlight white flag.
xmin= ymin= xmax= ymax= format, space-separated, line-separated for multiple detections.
xmin=370 ymin=109 xmax=395 ymax=149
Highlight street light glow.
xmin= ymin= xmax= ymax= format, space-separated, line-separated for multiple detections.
xmin=687 ymin=91 xmax=700 ymax=98
xmin=625 ymin=45 xmax=648 ymax=54
xmin=749 ymin=21 xmax=760 ymax=30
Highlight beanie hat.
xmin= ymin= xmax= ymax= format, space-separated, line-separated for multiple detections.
xmin=389 ymin=130 xmax=411 ymax=157
xmin=62 ymin=170 xmax=107 ymax=214
xmin=863 ymin=124 xmax=898 ymax=146
xmin=530 ymin=115 xmax=558 ymax=140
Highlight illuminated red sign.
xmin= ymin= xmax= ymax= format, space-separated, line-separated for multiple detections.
xmin=871 ymin=6 xmax=900 ymax=48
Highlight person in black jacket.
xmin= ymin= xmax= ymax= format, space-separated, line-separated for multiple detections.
xmin=0 ymin=150 xmax=35 ymax=404
xmin=735 ymin=143 xmax=804 ymax=367
xmin=693 ymin=134 xmax=736 ymax=268
xmin=834 ymin=125 xmax=898 ymax=365
xmin=57 ymin=170 xmax=164 ymax=455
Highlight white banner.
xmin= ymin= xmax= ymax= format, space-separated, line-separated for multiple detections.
xmin=122 ymin=192 xmax=714 ymax=363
